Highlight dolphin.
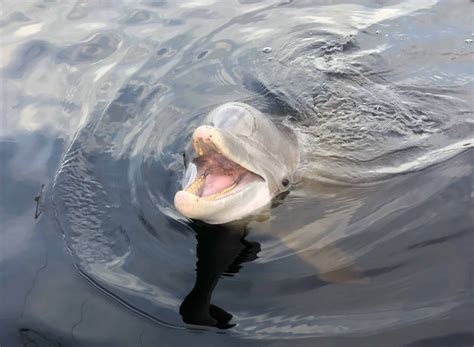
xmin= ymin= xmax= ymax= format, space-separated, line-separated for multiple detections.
xmin=173 ymin=103 xmax=367 ymax=328
xmin=174 ymin=102 xmax=300 ymax=224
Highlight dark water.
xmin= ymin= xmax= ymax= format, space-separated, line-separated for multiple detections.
xmin=1 ymin=0 xmax=474 ymax=346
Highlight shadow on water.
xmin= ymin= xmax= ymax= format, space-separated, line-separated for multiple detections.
xmin=179 ymin=221 xmax=260 ymax=329
xmin=179 ymin=214 xmax=388 ymax=329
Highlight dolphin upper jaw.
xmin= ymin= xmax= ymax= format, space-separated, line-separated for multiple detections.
xmin=191 ymin=125 xmax=289 ymax=193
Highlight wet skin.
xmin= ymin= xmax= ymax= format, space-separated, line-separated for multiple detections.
xmin=174 ymin=102 xmax=299 ymax=224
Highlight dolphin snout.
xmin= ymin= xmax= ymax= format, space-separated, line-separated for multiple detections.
xmin=174 ymin=191 xmax=197 ymax=217
xmin=193 ymin=126 xmax=214 ymax=141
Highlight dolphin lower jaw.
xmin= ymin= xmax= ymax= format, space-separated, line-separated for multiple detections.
xmin=174 ymin=182 xmax=272 ymax=224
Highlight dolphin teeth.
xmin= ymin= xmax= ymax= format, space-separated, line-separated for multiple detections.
xmin=185 ymin=174 xmax=205 ymax=194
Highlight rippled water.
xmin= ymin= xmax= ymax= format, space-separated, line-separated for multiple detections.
xmin=1 ymin=0 xmax=474 ymax=346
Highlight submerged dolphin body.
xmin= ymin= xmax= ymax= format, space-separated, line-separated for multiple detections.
xmin=174 ymin=102 xmax=299 ymax=224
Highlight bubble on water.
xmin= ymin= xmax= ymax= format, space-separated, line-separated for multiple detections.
xmin=375 ymin=30 xmax=381 ymax=35
xmin=262 ymin=46 xmax=272 ymax=53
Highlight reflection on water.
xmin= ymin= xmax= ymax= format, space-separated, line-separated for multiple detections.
xmin=180 ymin=222 xmax=260 ymax=329
xmin=1 ymin=0 xmax=473 ymax=346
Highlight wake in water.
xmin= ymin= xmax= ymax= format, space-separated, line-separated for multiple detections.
xmin=250 ymin=30 xmax=473 ymax=183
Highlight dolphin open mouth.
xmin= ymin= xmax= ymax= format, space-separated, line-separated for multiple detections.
xmin=183 ymin=128 xmax=264 ymax=201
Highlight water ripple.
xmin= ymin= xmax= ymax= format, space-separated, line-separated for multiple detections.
xmin=42 ymin=0 xmax=474 ymax=341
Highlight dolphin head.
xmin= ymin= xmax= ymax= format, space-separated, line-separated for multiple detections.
xmin=174 ymin=102 xmax=299 ymax=224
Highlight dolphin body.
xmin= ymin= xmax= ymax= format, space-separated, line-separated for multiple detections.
xmin=173 ymin=103 xmax=365 ymax=328
xmin=174 ymin=102 xmax=300 ymax=224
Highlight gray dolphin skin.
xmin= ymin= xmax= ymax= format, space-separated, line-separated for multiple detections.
xmin=174 ymin=102 xmax=300 ymax=224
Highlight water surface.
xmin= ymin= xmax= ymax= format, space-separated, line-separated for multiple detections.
xmin=1 ymin=0 xmax=473 ymax=346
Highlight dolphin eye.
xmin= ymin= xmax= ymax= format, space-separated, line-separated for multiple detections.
xmin=281 ymin=178 xmax=289 ymax=187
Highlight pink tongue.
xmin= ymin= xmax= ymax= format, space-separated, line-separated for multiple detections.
xmin=202 ymin=174 xmax=235 ymax=197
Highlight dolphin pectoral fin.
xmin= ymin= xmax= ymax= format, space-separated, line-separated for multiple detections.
xmin=298 ymin=245 xmax=368 ymax=284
